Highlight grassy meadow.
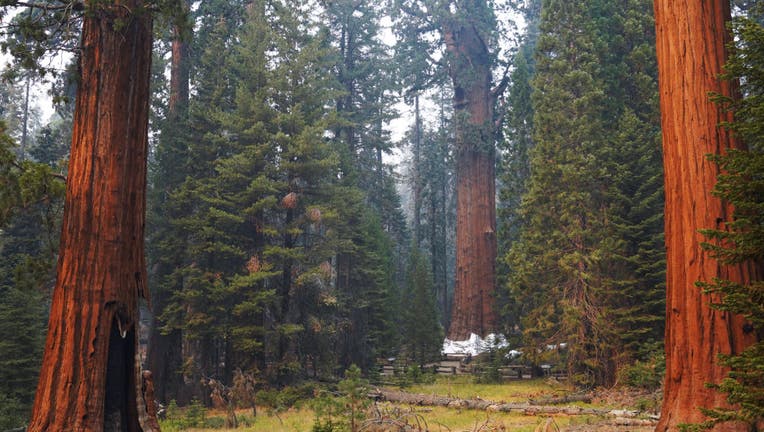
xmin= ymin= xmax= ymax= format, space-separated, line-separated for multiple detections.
xmin=158 ymin=376 xmax=656 ymax=431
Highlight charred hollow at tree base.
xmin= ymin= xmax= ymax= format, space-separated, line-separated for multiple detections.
xmin=105 ymin=322 xmax=137 ymax=432
xmin=105 ymin=321 xmax=162 ymax=432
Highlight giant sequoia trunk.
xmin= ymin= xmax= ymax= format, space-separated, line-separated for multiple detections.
xmin=28 ymin=1 xmax=155 ymax=430
xmin=653 ymin=1 xmax=757 ymax=430
xmin=168 ymin=8 xmax=190 ymax=119
xmin=444 ymin=18 xmax=497 ymax=340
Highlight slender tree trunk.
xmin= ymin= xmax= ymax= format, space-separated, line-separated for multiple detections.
xmin=653 ymin=1 xmax=757 ymax=430
xmin=375 ymin=103 xmax=384 ymax=167
xmin=28 ymin=1 xmax=155 ymax=430
xmin=20 ymin=75 xmax=30 ymax=159
xmin=437 ymin=92 xmax=451 ymax=329
xmin=439 ymin=172 xmax=450 ymax=328
xmin=444 ymin=17 xmax=497 ymax=340
xmin=413 ymin=94 xmax=423 ymax=247
xmin=428 ymin=152 xmax=438 ymax=313
xmin=338 ymin=20 xmax=356 ymax=155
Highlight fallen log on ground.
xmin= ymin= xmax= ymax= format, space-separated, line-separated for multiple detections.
xmin=611 ymin=417 xmax=659 ymax=426
xmin=529 ymin=393 xmax=592 ymax=405
xmin=369 ymin=388 xmax=657 ymax=424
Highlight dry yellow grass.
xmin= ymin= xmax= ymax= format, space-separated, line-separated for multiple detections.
xmin=403 ymin=376 xmax=573 ymax=404
xmin=160 ymin=376 xmax=648 ymax=431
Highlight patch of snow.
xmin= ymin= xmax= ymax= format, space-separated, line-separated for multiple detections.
xmin=441 ymin=333 xmax=509 ymax=355
xmin=545 ymin=342 xmax=568 ymax=351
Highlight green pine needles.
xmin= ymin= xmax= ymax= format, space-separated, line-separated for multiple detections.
xmin=402 ymin=246 xmax=444 ymax=365
xmin=502 ymin=0 xmax=664 ymax=387
xmin=0 ymin=118 xmax=66 ymax=428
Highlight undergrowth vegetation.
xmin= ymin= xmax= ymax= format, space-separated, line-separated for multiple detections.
xmin=158 ymin=374 xmax=658 ymax=431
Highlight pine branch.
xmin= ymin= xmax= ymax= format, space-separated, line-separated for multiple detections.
xmin=490 ymin=61 xmax=511 ymax=98
xmin=11 ymin=0 xmax=82 ymax=12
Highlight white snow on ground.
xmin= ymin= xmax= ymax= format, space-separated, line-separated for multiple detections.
xmin=441 ymin=333 xmax=509 ymax=355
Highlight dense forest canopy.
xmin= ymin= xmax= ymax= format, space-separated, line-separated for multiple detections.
xmin=0 ymin=0 xmax=762 ymax=430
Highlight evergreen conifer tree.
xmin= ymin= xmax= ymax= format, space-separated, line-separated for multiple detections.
xmin=155 ymin=0 xmax=404 ymax=386
xmin=155 ymin=10 xmax=242 ymax=402
xmin=0 ymin=121 xmax=64 ymax=428
xmin=145 ymin=2 xmax=195 ymax=403
xmin=497 ymin=1 xmax=539 ymax=335
xmin=589 ymin=0 xmax=665 ymax=366
xmin=505 ymin=0 xmax=664 ymax=385
xmin=509 ymin=0 xmax=610 ymax=384
xmin=323 ymin=0 xmax=408 ymax=371
xmin=403 ymin=246 xmax=444 ymax=365
xmin=423 ymin=105 xmax=456 ymax=329
xmin=401 ymin=86 xmax=456 ymax=329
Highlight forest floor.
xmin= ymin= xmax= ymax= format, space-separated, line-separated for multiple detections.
xmin=160 ymin=376 xmax=660 ymax=432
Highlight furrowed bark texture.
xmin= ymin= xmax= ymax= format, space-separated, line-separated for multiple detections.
xmin=653 ymin=1 xmax=757 ymax=430
xmin=28 ymin=1 xmax=155 ymax=430
xmin=167 ymin=0 xmax=190 ymax=119
xmin=444 ymin=17 xmax=497 ymax=340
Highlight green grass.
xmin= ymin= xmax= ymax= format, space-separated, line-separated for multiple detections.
xmin=238 ymin=407 xmax=316 ymax=432
xmin=366 ymin=403 xmax=572 ymax=432
xmin=160 ymin=406 xmax=316 ymax=432
xmin=158 ymin=376 xmax=640 ymax=431
xmin=160 ymin=404 xmax=566 ymax=432
xmin=403 ymin=375 xmax=572 ymax=403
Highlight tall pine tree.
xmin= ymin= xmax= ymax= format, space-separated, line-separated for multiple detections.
xmin=506 ymin=0 xmax=664 ymax=385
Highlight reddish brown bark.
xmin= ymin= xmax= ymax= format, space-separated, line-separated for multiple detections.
xmin=653 ymin=1 xmax=757 ymax=430
xmin=167 ymin=0 xmax=190 ymax=119
xmin=444 ymin=17 xmax=498 ymax=340
xmin=141 ymin=371 xmax=162 ymax=431
xmin=28 ymin=1 xmax=156 ymax=430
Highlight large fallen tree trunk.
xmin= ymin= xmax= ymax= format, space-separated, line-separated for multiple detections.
xmin=369 ymin=388 xmax=657 ymax=421
xmin=529 ymin=394 xmax=592 ymax=405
